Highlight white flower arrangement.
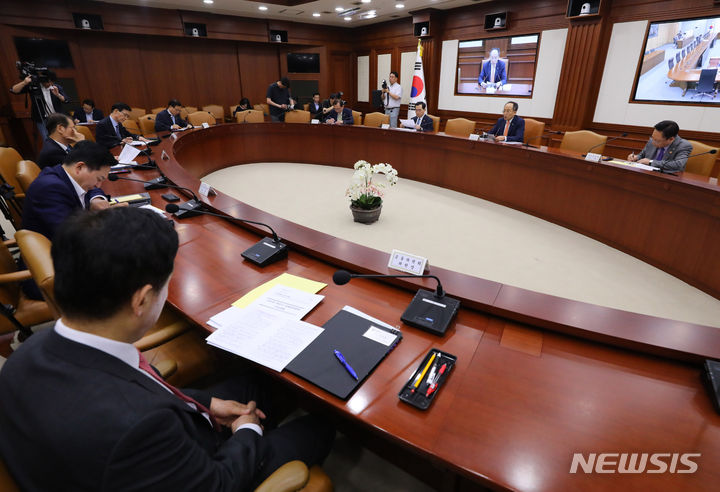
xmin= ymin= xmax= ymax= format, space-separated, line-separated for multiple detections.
xmin=345 ymin=160 xmax=399 ymax=209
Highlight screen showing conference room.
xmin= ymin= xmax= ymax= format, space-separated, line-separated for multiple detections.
xmin=455 ymin=34 xmax=539 ymax=97
xmin=633 ymin=16 xmax=720 ymax=104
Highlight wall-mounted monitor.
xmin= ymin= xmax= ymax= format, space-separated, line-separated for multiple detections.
xmin=632 ymin=16 xmax=720 ymax=104
xmin=287 ymin=53 xmax=320 ymax=73
xmin=455 ymin=34 xmax=539 ymax=97
xmin=14 ymin=37 xmax=74 ymax=69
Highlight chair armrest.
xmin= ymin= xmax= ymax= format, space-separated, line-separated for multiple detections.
xmin=133 ymin=320 xmax=189 ymax=351
xmin=0 ymin=270 xmax=32 ymax=284
xmin=254 ymin=461 xmax=309 ymax=492
xmin=154 ymin=359 xmax=177 ymax=379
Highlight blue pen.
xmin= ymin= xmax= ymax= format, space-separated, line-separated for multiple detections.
xmin=334 ymin=350 xmax=358 ymax=381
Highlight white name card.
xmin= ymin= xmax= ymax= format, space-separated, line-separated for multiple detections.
xmin=381 ymin=124 xmax=390 ymax=129
xmin=388 ymin=249 xmax=428 ymax=275
xmin=469 ymin=133 xmax=480 ymax=141
xmin=170 ymin=133 xmax=178 ymax=141
xmin=198 ymin=182 xmax=215 ymax=197
xmin=311 ymin=119 xmax=320 ymax=124
xmin=161 ymin=150 xmax=169 ymax=161
xmin=201 ymin=122 xmax=210 ymax=129
xmin=585 ymin=152 xmax=602 ymax=163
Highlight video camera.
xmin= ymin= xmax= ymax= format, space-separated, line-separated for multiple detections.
xmin=16 ymin=61 xmax=50 ymax=90
xmin=381 ymin=80 xmax=387 ymax=89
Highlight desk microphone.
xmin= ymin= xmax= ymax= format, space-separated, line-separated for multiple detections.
xmin=164 ymin=204 xmax=288 ymax=267
xmin=686 ymin=148 xmax=717 ymax=159
xmin=108 ymin=174 xmax=203 ymax=217
xmin=523 ymin=130 xmax=563 ymax=148
xmin=332 ymin=269 xmax=460 ymax=336
xmin=583 ymin=132 xmax=628 ymax=157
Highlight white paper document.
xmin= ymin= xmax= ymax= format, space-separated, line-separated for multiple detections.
xmin=117 ymin=144 xmax=141 ymax=164
xmin=399 ymin=118 xmax=415 ymax=129
xmin=206 ymin=306 xmax=324 ymax=372
xmin=251 ymin=284 xmax=324 ymax=320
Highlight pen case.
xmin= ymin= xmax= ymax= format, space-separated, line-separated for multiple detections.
xmin=398 ymin=349 xmax=456 ymax=410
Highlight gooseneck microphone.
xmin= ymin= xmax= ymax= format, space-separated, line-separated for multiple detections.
xmin=584 ymin=132 xmax=628 ymax=157
xmin=332 ymin=269 xmax=460 ymax=336
xmin=164 ymin=204 xmax=287 ymax=267
xmin=686 ymin=148 xmax=718 ymax=159
xmin=108 ymin=174 xmax=203 ymax=217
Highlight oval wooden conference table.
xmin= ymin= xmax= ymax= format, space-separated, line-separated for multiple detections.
xmin=105 ymin=124 xmax=720 ymax=492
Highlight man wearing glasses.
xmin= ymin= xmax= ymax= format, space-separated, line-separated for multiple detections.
xmin=95 ymin=102 xmax=150 ymax=148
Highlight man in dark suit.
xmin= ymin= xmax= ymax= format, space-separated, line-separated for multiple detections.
xmin=411 ymin=102 xmax=434 ymax=132
xmin=0 ymin=207 xmax=334 ymax=491
xmin=74 ymin=98 xmax=104 ymax=124
xmin=10 ymin=70 xmax=68 ymax=140
xmin=324 ymin=99 xmax=353 ymax=125
xmin=488 ymin=101 xmax=525 ymax=143
xmin=627 ymin=120 xmax=693 ymax=172
xmin=308 ymin=92 xmax=323 ymax=121
xmin=37 ymin=113 xmax=86 ymax=169
xmin=478 ymin=49 xmax=507 ymax=89
xmin=95 ymin=102 xmax=149 ymax=148
xmin=155 ymin=99 xmax=189 ymax=132
xmin=22 ymin=140 xmax=112 ymax=241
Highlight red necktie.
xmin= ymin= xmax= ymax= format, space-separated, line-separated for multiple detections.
xmin=137 ymin=351 xmax=220 ymax=431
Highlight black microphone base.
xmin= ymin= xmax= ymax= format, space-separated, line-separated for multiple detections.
xmin=172 ymin=199 xmax=204 ymax=219
xmin=400 ymin=289 xmax=461 ymax=336
xmin=144 ymin=176 xmax=168 ymax=190
xmin=241 ymin=238 xmax=288 ymax=267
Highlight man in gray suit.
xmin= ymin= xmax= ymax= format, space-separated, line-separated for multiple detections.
xmin=627 ymin=120 xmax=692 ymax=172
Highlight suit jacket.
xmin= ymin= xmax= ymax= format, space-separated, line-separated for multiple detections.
xmin=307 ymin=101 xmax=323 ymax=120
xmin=412 ymin=114 xmax=434 ymax=132
xmin=636 ymin=135 xmax=693 ymax=172
xmin=325 ymin=108 xmax=353 ymax=125
xmin=155 ymin=109 xmax=189 ymax=132
xmin=0 ymin=329 xmax=263 ymax=491
xmin=479 ymin=60 xmax=507 ymax=85
xmin=37 ymin=137 xmax=70 ymax=169
xmin=95 ymin=116 xmax=138 ymax=148
xmin=21 ymin=164 xmax=105 ymax=240
xmin=489 ymin=116 xmax=525 ymax=143
xmin=74 ymin=108 xmax=104 ymax=123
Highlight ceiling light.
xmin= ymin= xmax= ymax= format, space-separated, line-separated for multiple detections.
xmin=203 ymin=0 xmax=213 ymax=4
xmin=396 ymin=3 xmax=404 ymax=8
xmin=258 ymin=5 xmax=268 ymax=11
xmin=361 ymin=0 xmax=371 ymax=3
xmin=344 ymin=16 xmax=352 ymax=21
xmin=335 ymin=7 xmax=344 ymax=12
xmin=313 ymin=12 xmax=321 ymax=17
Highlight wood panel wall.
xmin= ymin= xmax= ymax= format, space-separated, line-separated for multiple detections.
xmin=1 ymin=0 xmax=719 ymax=174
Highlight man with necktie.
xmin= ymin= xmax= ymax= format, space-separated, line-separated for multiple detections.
xmin=37 ymin=113 xmax=86 ymax=169
xmin=478 ymin=49 xmax=507 ymax=90
xmin=628 ymin=120 xmax=693 ymax=172
xmin=95 ymin=102 xmax=149 ymax=148
xmin=488 ymin=101 xmax=525 ymax=143
xmin=0 ymin=206 xmax=335 ymax=490
xmin=411 ymin=101 xmax=434 ymax=132
xmin=155 ymin=99 xmax=189 ymax=132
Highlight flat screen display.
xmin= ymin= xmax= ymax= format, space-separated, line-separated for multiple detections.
xmin=633 ymin=17 xmax=720 ymax=104
xmin=455 ymin=34 xmax=539 ymax=97
xmin=287 ymin=53 xmax=320 ymax=73
xmin=14 ymin=37 xmax=74 ymax=69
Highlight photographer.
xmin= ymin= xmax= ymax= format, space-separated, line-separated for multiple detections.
xmin=10 ymin=66 xmax=68 ymax=140
xmin=266 ymin=77 xmax=295 ymax=122
xmin=382 ymin=72 xmax=402 ymax=128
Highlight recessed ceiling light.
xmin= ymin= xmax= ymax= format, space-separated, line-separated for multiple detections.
xmin=258 ymin=5 xmax=268 ymax=11
xmin=313 ymin=12 xmax=321 ymax=17
xmin=361 ymin=0 xmax=371 ymax=3
xmin=395 ymin=3 xmax=404 ymax=8
xmin=335 ymin=7 xmax=344 ymax=12
xmin=203 ymin=0 xmax=213 ymax=4
xmin=344 ymin=16 xmax=352 ymax=21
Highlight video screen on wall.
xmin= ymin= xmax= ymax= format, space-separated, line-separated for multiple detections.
xmin=456 ymin=34 xmax=539 ymax=97
xmin=633 ymin=16 xmax=720 ymax=104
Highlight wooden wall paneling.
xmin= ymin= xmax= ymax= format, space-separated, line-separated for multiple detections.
xmin=328 ymin=52 xmax=352 ymax=106
xmin=186 ymin=39 xmax=242 ymax=110
xmin=2 ymin=0 xmax=76 ymax=30
xmin=66 ymin=0 xmax=183 ymax=37
xmin=236 ymin=44 xmax=281 ymax=109
xmin=139 ymin=37 xmax=200 ymax=109
xmin=178 ymin=11 xmax=268 ymax=42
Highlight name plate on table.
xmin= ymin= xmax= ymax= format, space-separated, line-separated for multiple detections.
xmin=381 ymin=124 xmax=390 ymax=129
xmin=170 ymin=133 xmax=178 ymax=141
xmin=198 ymin=182 xmax=216 ymax=197
xmin=585 ymin=152 xmax=602 ymax=163
xmin=388 ymin=249 xmax=428 ymax=275
xmin=469 ymin=133 xmax=480 ymax=141
xmin=311 ymin=119 xmax=320 ymax=124
xmin=202 ymin=122 xmax=210 ymax=129
xmin=161 ymin=150 xmax=169 ymax=160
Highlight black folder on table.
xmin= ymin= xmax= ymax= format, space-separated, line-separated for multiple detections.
xmin=286 ymin=309 xmax=402 ymax=399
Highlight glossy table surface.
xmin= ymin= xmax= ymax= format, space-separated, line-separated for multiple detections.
xmin=105 ymin=124 xmax=720 ymax=491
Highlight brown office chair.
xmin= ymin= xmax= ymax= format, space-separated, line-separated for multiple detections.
xmin=74 ymin=125 xmax=95 ymax=142
xmin=151 ymin=107 xmax=165 ymax=115
xmin=188 ymin=111 xmax=216 ymax=127
xmin=303 ymin=103 xmax=309 ymax=111
xmin=351 ymin=110 xmax=362 ymax=126
xmin=445 ymin=118 xmax=476 ymax=137
xmin=0 ymin=239 xmax=53 ymax=340
xmin=202 ymin=105 xmax=224 ymax=121
xmin=235 ymin=110 xmax=264 ymax=123
xmin=0 ymin=126 xmax=6 ymax=147
xmin=15 ymin=160 xmax=40 ymax=195
xmin=285 ymin=110 xmax=311 ymax=123
xmin=685 ymin=140 xmax=718 ymax=176
xmin=0 ymin=456 xmax=330 ymax=492
xmin=122 ymin=119 xmax=141 ymax=134
xmin=254 ymin=103 xmax=269 ymax=116
xmin=128 ymin=107 xmax=146 ymax=121
xmin=427 ymin=114 xmax=440 ymax=133
xmin=0 ymin=147 xmax=26 ymax=227
xmin=362 ymin=112 xmax=389 ymax=127
xmin=137 ymin=114 xmax=157 ymax=135
xmin=14 ymin=230 xmax=190 ymax=357
xmin=560 ymin=130 xmax=607 ymax=155
xmin=523 ymin=118 xmax=546 ymax=145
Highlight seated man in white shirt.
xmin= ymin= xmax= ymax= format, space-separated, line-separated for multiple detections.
xmin=37 ymin=113 xmax=86 ymax=169
xmin=0 ymin=207 xmax=335 ymax=491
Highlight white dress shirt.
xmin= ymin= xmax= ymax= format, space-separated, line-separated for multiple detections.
xmin=62 ymin=167 xmax=106 ymax=208
xmin=386 ymin=82 xmax=402 ymax=108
